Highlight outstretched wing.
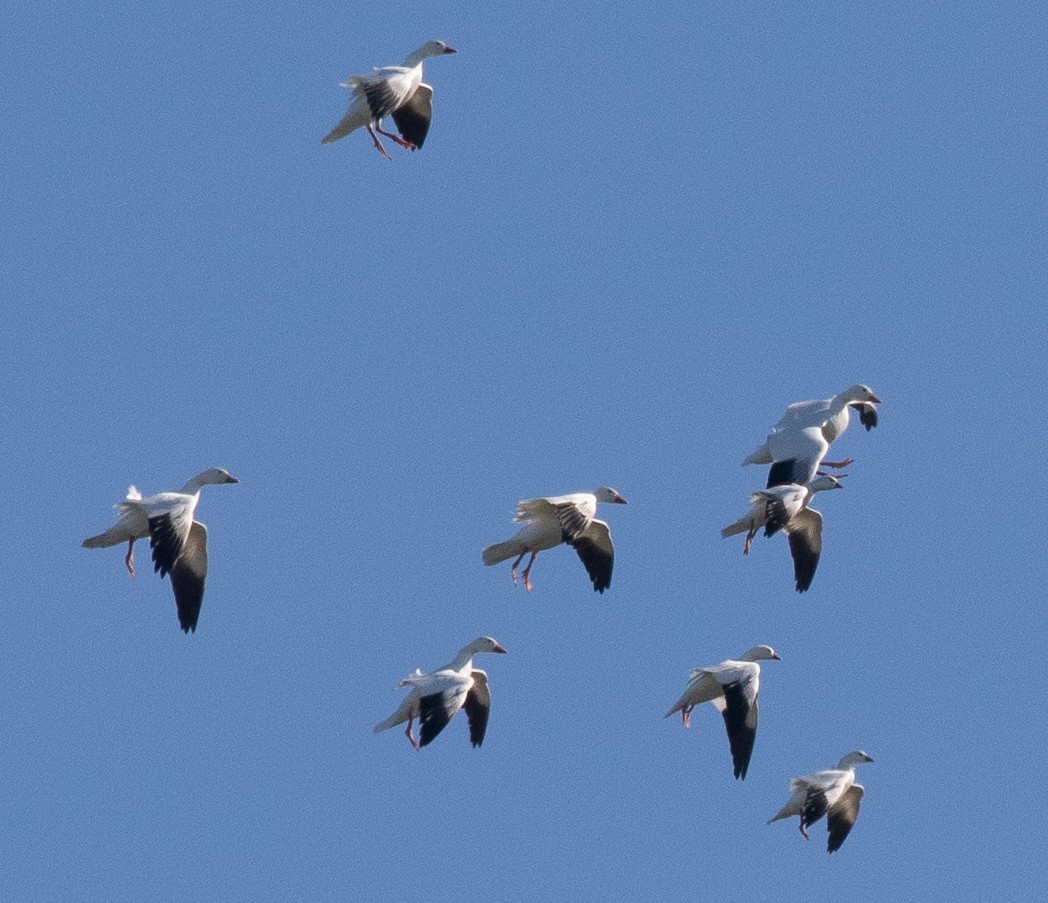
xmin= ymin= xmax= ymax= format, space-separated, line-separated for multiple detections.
xmin=785 ymin=507 xmax=824 ymax=592
xmin=169 ymin=521 xmax=208 ymax=633
xmin=720 ymin=677 xmax=759 ymax=780
xmin=850 ymin=401 xmax=878 ymax=431
xmin=462 ymin=670 xmax=492 ymax=747
xmin=827 ymin=784 xmax=864 ymax=853
xmin=571 ymin=519 xmax=614 ymax=593
xmin=391 ymin=84 xmax=434 ymax=148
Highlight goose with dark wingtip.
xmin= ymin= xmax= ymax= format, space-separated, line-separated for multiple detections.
xmin=721 ymin=474 xmax=844 ymax=592
xmin=664 ymin=645 xmax=781 ymax=780
xmin=322 ymin=40 xmax=457 ymax=158
xmin=742 ymin=384 xmax=881 ymax=488
xmin=82 ymin=468 xmax=239 ymax=632
xmin=768 ymin=750 xmax=874 ymax=853
xmin=374 ymin=636 xmax=508 ymax=750
xmin=482 ymin=487 xmax=628 ymax=593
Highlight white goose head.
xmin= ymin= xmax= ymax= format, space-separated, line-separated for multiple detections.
xmin=739 ymin=644 xmax=782 ymax=662
xmin=182 ymin=468 xmax=240 ymax=493
xmin=462 ymin=636 xmax=509 ymax=656
xmin=198 ymin=467 xmax=239 ymax=485
xmin=836 ymin=750 xmax=875 ymax=769
xmin=406 ymin=40 xmax=458 ymax=66
xmin=594 ymin=487 xmax=628 ymax=505
xmin=840 ymin=384 xmax=882 ymax=405
xmin=807 ymin=475 xmax=845 ymax=493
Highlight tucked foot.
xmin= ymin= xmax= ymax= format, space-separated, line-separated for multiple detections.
xmin=822 ymin=458 xmax=853 ymax=469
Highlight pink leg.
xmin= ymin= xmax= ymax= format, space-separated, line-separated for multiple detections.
xmin=125 ymin=539 xmax=136 ymax=579
xmin=682 ymin=705 xmax=693 ymax=729
xmin=822 ymin=458 xmax=853 ymax=469
xmin=376 ymin=123 xmax=416 ymax=150
xmin=510 ymin=551 xmax=527 ymax=586
xmin=405 ymin=718 xmax=420 ymax=751
xmin=799 ymin=823 xmax=810 ymax=841
xmin=743 ymin=526 xmax=757 ymax=555
xmin=366 ymin=126 xmax=393 ymax=160
xmin=521 ymin=552 xmax=538 ymax=592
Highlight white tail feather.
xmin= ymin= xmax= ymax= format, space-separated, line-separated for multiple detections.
xmin=482 ymin=541 xmax=523 ymax=566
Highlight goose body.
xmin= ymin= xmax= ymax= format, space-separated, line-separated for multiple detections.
xmin=664 ymin=645 xmax=781 ymax=779
xmin=742 ymin=385 xmax=881 ymax=487
xmin=322 ymin=41 xmax=457 ymax=158
xmin=482 ymin=487 xmax=628 ymax=593
xmin=768 ymin=750 xmax=874 ymax=852
xmin=374 ymin=636 xmax=507 ymax=749
xmin=82 ymin=468 xmax=239 ymax=632
xmin=721 ymin=475 xmax=843 ymax=592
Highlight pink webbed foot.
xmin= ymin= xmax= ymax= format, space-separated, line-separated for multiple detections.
xmin=376 ymin=124 xmax=416 ymax=150
xmin=405 ymin=719 xmax=420 ymax=751
xmin=800 ymin=824 xmax=810 ymax=841
xmin=822 ymin=458 xmax=853 ymax=470
xmin=367 ymin=126 xmax=393 ymax=160
xmin=682 ymin=707 xmax=693 ymax=729
xmin=125 ymin=542 xmax=136 ymax=579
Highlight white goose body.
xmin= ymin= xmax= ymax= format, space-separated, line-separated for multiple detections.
xmin=721 ymin=475 xmax=843 ymax=592
xmin=482 ymin=487 xmax=628 ymax=593
xmin=374 ymin=636 xmax=507 ymax=749
xmin=322 ymin=41 xmax=457 ymax=158
xmin=768 ymin=750 xmax=874 ymax=853
xmin=664 ymin=645 xmax=781 ymax=780
xmin=82 ymin=468 xmax=239 ymax=632
xmin=743 ymin=384 xmax=881 ymax=487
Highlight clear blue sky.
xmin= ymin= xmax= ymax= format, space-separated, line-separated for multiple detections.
xmin=3 ymin=2 xmax=1046 ymax=901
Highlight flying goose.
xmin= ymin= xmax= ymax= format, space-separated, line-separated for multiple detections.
xmin=374 ymin=636 xmax=508 ymax=749
xmin=82 ymin=468 xmax=239 ymax=632
xmin=482 ymin=487 xmax=628 ymax=593
xmin=664 ymin=645 xmax=781 ymax=780
xmin=768 ymin=750 xmax=874 ymax=852
xmin=322 ymin=40 xmax=457 ymax=158
xmin=721 ymin=475 xmax=844 ymax=592
xmin=742 ymin=385 xmax=881 ymax=488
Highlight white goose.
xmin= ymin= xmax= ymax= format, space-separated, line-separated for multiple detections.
xmin=768 ymin=750 xmax=874 ymax=853
xmin=743 ymin=384 xmax=881 ymax=488
xmin=374 ymin=636 xmax=508 ymax=749
xmin=664 ymin=645 xmax=781 ymax=780
xmin=321 ymin=40 xmax=457 ymax=158
xmin=721 ymin=475 xmax=843 ymax=592
xmin=82 ymin=468 xmax=239 ymax=633
xmin=482 ymin=487 xmax=628 ymax=593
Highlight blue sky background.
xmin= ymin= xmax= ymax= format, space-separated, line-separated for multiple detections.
xmin=3 ymin=2 xmax=1047 ymax=900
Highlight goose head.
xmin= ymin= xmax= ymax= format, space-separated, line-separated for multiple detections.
xmin=740 ymin=644 xmax=782 ymax=662
xmin=408 ymin=40 xmax=458 ymax=64
xmin=840 ymin=384 xmax=882 ymax=405
xmin=594 ymin=487 xmax=628 ymax=505
xmin=808 ymin=475 xmax=845 ymax=493
xmin=196 ymin=467 xmax=240 ymax=486
xmin=181 ymin=468 xmax=239 ymax=493
xmin=464 ymin=636 xmax=508 ymax=656
xmin=836 ymin=750 xmax=875 ymax=769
